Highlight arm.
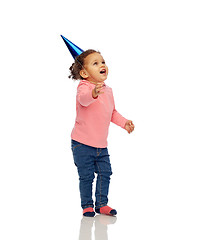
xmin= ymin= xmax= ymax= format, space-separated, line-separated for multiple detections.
xmin=111 ymin=89 xmax=135 ymax=133
xmin=111 ymin=108 xmax=128 ymax=129
xmin=77 ymin=82 xmax=97 ymax=107
xmin=111 ymin=108 xmax=135 ymax=133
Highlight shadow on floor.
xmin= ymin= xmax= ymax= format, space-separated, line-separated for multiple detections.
xmin=78 ymin=214 xmax=117 ymax=240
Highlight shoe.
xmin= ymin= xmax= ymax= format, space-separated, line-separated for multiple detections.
xmin=83 ymin=207 xmax=95 ymax=217
xmin=95 ymin=206 xmax=117 ymax=216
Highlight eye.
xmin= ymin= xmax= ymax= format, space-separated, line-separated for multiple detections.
xmin=93 ymin=61 xmax=98 ymax=65
xmin=102 ymin=61 xmax=105 ymax=64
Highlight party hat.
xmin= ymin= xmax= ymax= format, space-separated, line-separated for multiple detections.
xmin=60 ymin=35 xmax=84 ymax=59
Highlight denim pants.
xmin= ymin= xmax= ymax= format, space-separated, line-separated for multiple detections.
xmin=71 ymin=139 xmax=112 ymax=210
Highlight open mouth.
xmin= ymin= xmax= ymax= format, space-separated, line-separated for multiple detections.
xmin=100 ymin=69 xmax=106 ymax=74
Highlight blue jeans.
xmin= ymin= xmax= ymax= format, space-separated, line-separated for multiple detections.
xmin=71 ymin=139 xmax=112 ymax=210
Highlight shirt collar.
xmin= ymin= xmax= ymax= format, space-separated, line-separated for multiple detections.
xmin=83 ymin=80 xmax=106 ymax=86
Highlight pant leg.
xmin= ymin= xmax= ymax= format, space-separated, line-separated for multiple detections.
xmin=94 ymin=147 xmax=112 ymax=209
xmin=71 ymin=140 xmax=95 ymax=209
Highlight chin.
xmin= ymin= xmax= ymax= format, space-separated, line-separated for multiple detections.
xmin=101 ymin=76 xmax=107 ymax=81
xmin=97 ymin=79 xmax=106 ymax=82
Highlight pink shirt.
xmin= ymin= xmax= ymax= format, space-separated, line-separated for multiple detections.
xmin=71 ymin=80 xmax=127 ymax=148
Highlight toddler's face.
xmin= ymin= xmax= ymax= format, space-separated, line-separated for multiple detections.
xmin=82 ymin=52 xmax=108 ymax=83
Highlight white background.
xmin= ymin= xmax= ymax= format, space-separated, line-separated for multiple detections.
xmin=0 ymin=0 xmax=199 ymax=239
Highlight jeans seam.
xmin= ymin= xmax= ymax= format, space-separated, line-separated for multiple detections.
xmin=95 ymin=161 xmax=102 ymax=206
xmin=72 ymin=144 xmax=82 ymax=150
xmin=97 ymin=148 xmax=102 ymax=157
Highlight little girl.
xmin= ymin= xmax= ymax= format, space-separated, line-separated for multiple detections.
xmin=69 ymin=49 xmax=134 ymax=217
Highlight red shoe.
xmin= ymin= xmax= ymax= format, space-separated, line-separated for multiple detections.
xmin=95 ymin=206 xmax=117 ymax=216
xmin=83 ymin=207 xmax=95 ymax=217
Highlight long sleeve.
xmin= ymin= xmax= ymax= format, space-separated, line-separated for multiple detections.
xmin=111 ymin=89 xmax=127 ymax=128
xmin=111 ymin=108 xmax=127 ymax=129
xmin=77 ymin=81 xmax=97 ymax=107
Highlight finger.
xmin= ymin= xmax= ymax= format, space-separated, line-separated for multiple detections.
xmin=96 ymin=85 xmax=104 ymax=90
xmin=129 ymin=123 xmax=134 ymax=130
xmin=129 ymin=126 xmax=134 ymax=132
xmin=96 ymin=87 xmax=104 ymax=93
xmin=129 ymin=121 xmax=133 ymax=126
xmin=127 ymin=123 xmax=133 ymax=128
xmin=96 ymin=83 xmax=104 ymax=87
xmin=126 ymin=127 xmax=131 ymax=133
xmin=96 ymin=86 xmax=104 ymax=91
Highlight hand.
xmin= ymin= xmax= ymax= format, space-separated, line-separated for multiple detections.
xmin=124 ymin=120 xmax=135 ymax=134
xmin=92 ymin=82 xmax=105 ymax=98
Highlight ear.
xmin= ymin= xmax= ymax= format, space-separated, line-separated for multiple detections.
xmin=80 ymin=69 xmax=89 ymax=79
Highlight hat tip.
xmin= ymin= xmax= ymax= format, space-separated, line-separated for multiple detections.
xmin=60 ymin=35 xmax=84 ymax=59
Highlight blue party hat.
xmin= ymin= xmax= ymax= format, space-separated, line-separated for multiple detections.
xmin=61 ymin=35 xmax=84 ymax=59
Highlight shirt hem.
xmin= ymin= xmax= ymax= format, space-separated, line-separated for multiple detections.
xmin=71 ymin=136 xmax=108 ymax=148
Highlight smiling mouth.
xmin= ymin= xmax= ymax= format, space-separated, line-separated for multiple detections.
xmin=100 ymin=69 xmax=106 ymax=74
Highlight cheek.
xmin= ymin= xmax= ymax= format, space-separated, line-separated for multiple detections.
xmin=89 ymin=69 xmax=98 ymax=78
xmin=106 ymin=67 xmax=109 ymax=75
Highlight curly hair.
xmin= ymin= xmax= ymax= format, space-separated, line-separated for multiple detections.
xmin=69 ymin=49 xmax=100 ymax=80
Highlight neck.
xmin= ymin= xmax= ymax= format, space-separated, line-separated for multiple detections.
xmin=87 ymin=80 xmax=97 ymax=85
xmin=86 ymin=79 xmax=105 ymax=85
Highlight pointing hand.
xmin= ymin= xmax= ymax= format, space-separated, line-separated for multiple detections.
xmin=92 ymin=82 xmax=105 ymax=98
